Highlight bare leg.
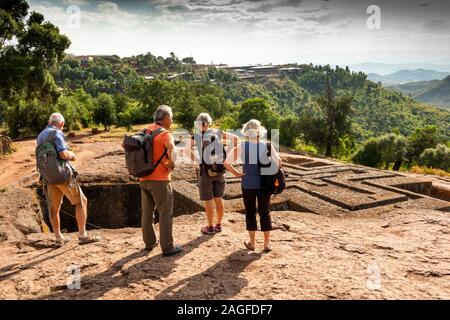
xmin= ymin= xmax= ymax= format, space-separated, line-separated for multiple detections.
xmin=204 ymin=199 xmax=215 ymax=227
xmin=75 ymin=196 xmax=88 ymax=237
xmin=50 ymin=202 xmax=63 ymax=240
xmin=263 ymin=231 xmax=270 ymax=249
xmin=213 ymin=197 xmax=224 ymax=225
xmin=248 ymin=230 xmax=256 ymax=248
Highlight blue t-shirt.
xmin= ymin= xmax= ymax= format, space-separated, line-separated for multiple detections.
xmin=36 ymin=126 xmax=67 ymax=153
xmin=241 ymin=141 xmax=270 ymax=190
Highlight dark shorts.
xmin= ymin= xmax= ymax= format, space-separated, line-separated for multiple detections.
xmin=198 ymin=172 xmax=225 ymax=201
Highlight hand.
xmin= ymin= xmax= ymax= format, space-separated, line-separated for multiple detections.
xmin=70 ymin=152 xmax=77 ymax=161
xmin=162 ymin=162 xmax=175 ymax=172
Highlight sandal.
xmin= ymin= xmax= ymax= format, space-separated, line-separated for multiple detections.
xmin=78 ymin=234 xmax=101 ymax=245
xmin=55 ymin=235 xmax=71 ymax=246
xmin=163 ymin=244 xmax=183 ymax=257
xmin=244 ymin=240 xmax=255 ymax=251
xmin=214 ymin=224 xmax=222 ymax=233
xmin=263 ymin=245 xmax=272 ymax=252
xmin=201 ymin=225 xmax=215 ymax=235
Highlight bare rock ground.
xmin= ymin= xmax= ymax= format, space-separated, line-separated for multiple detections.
xmin=0 ymin=209 xmax=448 ymax=300
xmin=0 ymin=128 xmax=449 ymax=299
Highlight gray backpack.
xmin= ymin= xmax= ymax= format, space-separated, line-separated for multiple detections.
xmin=123 ymin=127 xmax=167 ymax=177
xmin=36 ymin=129 xmax=72 ymax=185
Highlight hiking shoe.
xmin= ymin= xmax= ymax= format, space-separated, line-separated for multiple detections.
xmin=201 ymin=225 xmax=215 ymax=235
xmin=162 ymin=244 xmax=182 ymax=257
xmin=213 ymin=224 xmax=222 ymax=233
xmin=78 ymin=234 xmax=101 ymax=245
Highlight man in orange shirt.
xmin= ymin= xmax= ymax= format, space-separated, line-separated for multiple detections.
xmin=139 ymin=105 xmax=182 ymax=256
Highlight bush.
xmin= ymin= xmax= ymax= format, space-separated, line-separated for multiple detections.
xmin=419 ymin=144 xmax=450 ymax=171
xmin=352 ymin=133 xmax=407 ymax=169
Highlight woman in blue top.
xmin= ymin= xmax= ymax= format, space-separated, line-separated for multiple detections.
xmin=225 ymin=119 xmax=281 ymax=252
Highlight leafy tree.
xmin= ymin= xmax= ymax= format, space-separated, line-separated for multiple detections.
xmin=3 ymin=98 xmax=56 ymax=138
xmin=352 ymin=138 xmax=382 ymax=168
xmin=300 ymin=76 xmax=353 ymax=157
xmin=419 ymin=144 xmax=450 ymax=171
xmin=238 ymin=98 xmax=279 ymax=132
xmin=94 ymin=93 xmax=116 ymax=131
xmin=174 ymin=88 xmax=203 ymax=131
xmin=182 ymin=57 xmax=196 ymax=65
xmin=352 ymin=133 xmax=407 ymax=170
xmin=0 ymin=0 xmax=70 ymax=103
xmin=279 ymin=115 xmax=300 ymax=147
xmin=407 ymin=125 xmax=439 ymax=164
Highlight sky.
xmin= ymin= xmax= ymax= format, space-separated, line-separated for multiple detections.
xmin=28 ymin=0 xmax=450 ymax=68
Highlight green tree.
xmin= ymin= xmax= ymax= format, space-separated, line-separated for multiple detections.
xmin=174 ymin=89 xmax=203 ymax=131
xmin=300 ymin=76 xmax=353 ymax=157
xmin=94 ymin=93 xmax=116 ymax=131
xmin=419 ymin=144 xmax=450 ymax=171
xmin=0 ymin=1 xmax=70 ymax=103
xmin=0 ymin=0 xmax=70 ymax=137
xmin=238 ymin=98 xmax=279 ymax=132
xmin=279 ymin=115 xmax=300 ymax=147
xmin=407 ymin=125 xmax=439 ymax=164
xmin=352 ymin=133 xmax=407 ymax=170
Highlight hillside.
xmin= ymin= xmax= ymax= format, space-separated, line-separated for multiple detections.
xmin=367 ymin=69 xmax=450 ymax=85
xmin=389 ymin=76 xmax=450 ymax=109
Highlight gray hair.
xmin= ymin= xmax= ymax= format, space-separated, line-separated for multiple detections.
xmin=242 ymin=119 xmax=267 ymax=139
xmin=196 ymin=113 xmax=212 ymax=126
xmin=153 ymin=105 xmax=173 ymax=122
xmin=49 ymin=113 xmax=65 ymax=126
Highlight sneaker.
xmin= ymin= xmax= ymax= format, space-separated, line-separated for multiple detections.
xmin=213 ymin=224 xmax=222 ymax=233
xmin=201 ymin=225 xmax=215 ymax=235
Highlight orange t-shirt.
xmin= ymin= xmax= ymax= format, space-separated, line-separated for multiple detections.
xmin=139 ymin=123 xmax=173 ymax=181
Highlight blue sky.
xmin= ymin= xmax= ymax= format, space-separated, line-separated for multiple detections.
xmin=28 ymin=0 xmax=450 ymax=66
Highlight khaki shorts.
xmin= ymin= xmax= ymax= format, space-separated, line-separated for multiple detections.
xmin=47 ymin=178 xmax=87 ymax=207
xmin=198 ymin=172 xmax=225 ymax=201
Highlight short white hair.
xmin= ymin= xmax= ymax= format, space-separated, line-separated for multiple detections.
xmin=242 ymin=119 xmax=267 ymax=139
xmin=196 ymin=113 xmax=212 ymax=126
xmin=49 ymin=113 xmax=65 ymax=126
xmin=153 ymin=105 xmax=173 ymax=122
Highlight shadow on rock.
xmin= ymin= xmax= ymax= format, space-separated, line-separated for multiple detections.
xmin=155 ymin=249 xmax=262 ymax=300
xmin=39 ymin=234 xmax=216 ymax=299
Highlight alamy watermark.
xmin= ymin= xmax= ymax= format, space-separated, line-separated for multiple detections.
xmin=67 ymin=5 xmax=81 ymax=29
xmin=366 ymin=261 xmax=381 ymax=290
xmin=367 ymin=5 xmax=381 ymax=30
xmin=66 ymin=265 xmax=81 ymax=290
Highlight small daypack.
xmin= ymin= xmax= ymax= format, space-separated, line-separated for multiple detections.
xmin=36 ymin=129 xmax=72 ymax=185
xmin=194 ymin=130 xmax=226 ymax=177
xmin=123 ymin=127 xmax=167 ymax=178
xmin=258 ymin=142 xmax=287 ymax=195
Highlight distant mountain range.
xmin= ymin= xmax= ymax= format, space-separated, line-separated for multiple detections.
xmin=367 ymin=69 xmax=450 ymax=85
xmin=348 ymin=62 xmax=450 ymax=75
xmin=387 ymin=75 xmax=450 ymax=109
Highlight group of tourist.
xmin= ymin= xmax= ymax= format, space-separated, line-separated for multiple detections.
xmin=36 ymin=105 xmax=281 ymax=256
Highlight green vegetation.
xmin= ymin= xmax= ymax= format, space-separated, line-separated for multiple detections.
xmin=0 ymin=0 xmax=449 ymax=174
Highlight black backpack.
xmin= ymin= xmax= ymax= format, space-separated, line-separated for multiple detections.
xmin=258 ymin=142 xmax=287 ymax=195
xmin=123 ymin=127 xmax=167 ymax=178
xmin=194 ymin=130 xmax=226 ymax=177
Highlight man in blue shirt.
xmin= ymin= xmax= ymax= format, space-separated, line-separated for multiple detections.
xmin=37 ymin=113 xmax=100 ymax=246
